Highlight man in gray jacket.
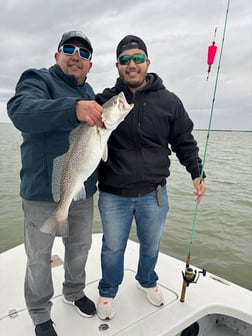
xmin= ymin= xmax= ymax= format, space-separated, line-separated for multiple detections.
xmin=7 ymin=30 xmax=103 ymax=336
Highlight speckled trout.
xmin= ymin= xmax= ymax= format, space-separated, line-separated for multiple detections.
xmin=40 ymin=92 xmax=133 ymax=237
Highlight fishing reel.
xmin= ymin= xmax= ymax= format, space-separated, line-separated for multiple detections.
xmin=180 ymin=257 xmax=206 ymax=302
xmin=182 ymin=266 xmax=206 ymax=287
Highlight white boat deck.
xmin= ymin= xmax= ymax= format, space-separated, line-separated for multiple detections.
xmin=0 ymin=233 xmax=251 ymax=335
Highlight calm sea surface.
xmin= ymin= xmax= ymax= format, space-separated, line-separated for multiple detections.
xmin=0 ymin=123 xmax=251 ymax=290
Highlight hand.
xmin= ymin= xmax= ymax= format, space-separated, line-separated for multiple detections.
xmin=76 ymin=100 xmax=104 ymax=127
xmin=193 ymin=178 xmax=206 ymax=203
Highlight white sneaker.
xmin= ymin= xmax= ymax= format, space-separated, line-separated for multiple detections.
xmin=137 ymin=283 xmax=164 ymax=306
xmin=97 ymin=297 xmax=115 ymax=320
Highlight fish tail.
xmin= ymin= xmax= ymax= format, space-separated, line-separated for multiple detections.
xmin=40 ymin=214 xmax=69 ymax=237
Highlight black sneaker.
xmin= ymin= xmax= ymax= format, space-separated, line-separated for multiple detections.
xmin=35 ymin=320 xmax=57 ymax=336
xmin=63 ymin=295 xmax=96 ymax=317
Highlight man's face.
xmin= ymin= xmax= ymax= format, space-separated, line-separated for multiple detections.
xmin=116 ymin=48 xmax=150 ymax=92
xmin=55 ymin=40 xmax=92 ymax=85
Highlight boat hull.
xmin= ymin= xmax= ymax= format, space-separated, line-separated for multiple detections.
xmin=0 ymin=234 xmax=251 ymax=335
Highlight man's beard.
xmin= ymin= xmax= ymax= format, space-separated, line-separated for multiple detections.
xmin=125 ymin=78 xmax=146 ymax=89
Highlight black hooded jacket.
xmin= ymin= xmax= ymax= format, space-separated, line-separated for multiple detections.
xmin=96 ymin=73 xmax=204 ymax=197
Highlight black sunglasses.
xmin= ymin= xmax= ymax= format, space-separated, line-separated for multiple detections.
xmin=118 ymin=53 xmax=146 ymax=65
xmin=59 ymin=44 xmax=91 ymax=60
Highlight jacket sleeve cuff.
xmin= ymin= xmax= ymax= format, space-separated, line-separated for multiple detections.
xmin=191 ymin=169 xmax=206 ymax=180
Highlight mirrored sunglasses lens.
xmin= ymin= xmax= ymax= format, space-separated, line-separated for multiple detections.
xmin=62 ymin=45 xmax=75 ymax=55
xmin=133 ymin=54 xmax=146 ymax=64
xmin=118 ymin=54 xmax=146 ymax=65
xmin=119 ymin=55 xmax=131 ymax=65
xmin=79 ymin=48 xmax=90 ymax=60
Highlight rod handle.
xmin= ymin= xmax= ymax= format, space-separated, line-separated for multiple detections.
xmin=180 ymin=256 xmax=191 ymax=303
xmin=180 ymin=279 xmax=187 ymax=302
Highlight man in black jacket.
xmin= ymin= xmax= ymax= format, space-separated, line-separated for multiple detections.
xmin=96 ymin=35 xmax=206 ymax=320
xmin=7 ymin=30 xmax=103 ymax=336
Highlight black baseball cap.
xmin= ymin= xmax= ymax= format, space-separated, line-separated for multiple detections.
xmin=116 ymin=35 xmax=148 ymax=58
xmin=58 ymin=30 xmax=93 ymax=53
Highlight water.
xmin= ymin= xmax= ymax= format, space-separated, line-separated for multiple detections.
xmin=0 ymin=123 xmax=251 ymax=291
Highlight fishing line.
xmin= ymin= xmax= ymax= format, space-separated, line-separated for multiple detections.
xmin=180 ymin=0 xmax=231 ymax=302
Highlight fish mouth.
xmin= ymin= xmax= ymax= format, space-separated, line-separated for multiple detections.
xmin=118 ymin=98 xmax=132 ymax=114
xmin=102 ymin=92 xmax=133 ymax=129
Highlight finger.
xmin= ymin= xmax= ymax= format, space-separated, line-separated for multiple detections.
xmin=194 ymin=190 xmax=205 ymax=203
xmin=92 ymin=102 xmax=103 ymax=116
xmin=89 ymin=113 xmax=104 ymax=128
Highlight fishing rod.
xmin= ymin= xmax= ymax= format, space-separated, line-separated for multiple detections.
xmin=180 ymin=0 xmax=231 ymax=303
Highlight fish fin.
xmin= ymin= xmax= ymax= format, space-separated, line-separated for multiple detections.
xmin=55 ymin=221 xmax=69 ymax=237
xmin=102 ymin=145 xmax=108 ymax=162
xmin=40 ymin=216 xmax=58 ymax=236
xmin=40 ymin=215 xmax=69 ymax=237
xmin=73 ymin=185 xmax=86 ymax=201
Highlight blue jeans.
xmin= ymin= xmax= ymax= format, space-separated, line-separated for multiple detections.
xmin=98 ymin=186 xmax=169 ymax=298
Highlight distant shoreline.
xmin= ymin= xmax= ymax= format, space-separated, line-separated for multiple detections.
xmin=194 ymin=129 xmax=252 ymax=133
xmin=0 ymin=122 xmax=251 ymax=133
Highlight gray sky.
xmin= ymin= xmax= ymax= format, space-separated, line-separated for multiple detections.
xmin=0 ymin=0 xmax=251 ymax=130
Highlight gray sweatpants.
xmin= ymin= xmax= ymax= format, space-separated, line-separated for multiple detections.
xmin=22 ymin=198 xmax=93 ymax=325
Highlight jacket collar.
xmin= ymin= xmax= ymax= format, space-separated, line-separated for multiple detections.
xmin=50 ymin=64 xmax=87 ymax=87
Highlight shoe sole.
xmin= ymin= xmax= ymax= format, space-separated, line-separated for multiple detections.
xmin=62 ymin=297 xmax=96 ymax=318
xmin=97 ymin=309 xmax=115 ymax=321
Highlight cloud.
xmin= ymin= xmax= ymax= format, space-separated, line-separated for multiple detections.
xmin=0 ymin=0 xmax=251 ymax=130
